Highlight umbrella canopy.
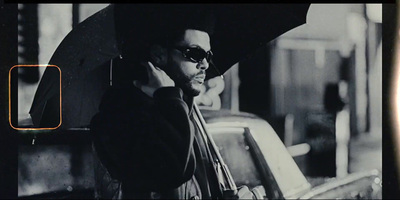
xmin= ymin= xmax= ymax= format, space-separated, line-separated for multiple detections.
xmin=30 ymin=4 xmax=310 ymax=129
xmin=212 ymin=4 xmax=310 ymax=77
xmin=30 ymin=5 xmax=119 ymax=128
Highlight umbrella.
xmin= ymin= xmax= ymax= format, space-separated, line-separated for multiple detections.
xmin=29 ymin=4 xmax=310 ymax=129
xmin=29 ymin=5 xmax=119 ymax=128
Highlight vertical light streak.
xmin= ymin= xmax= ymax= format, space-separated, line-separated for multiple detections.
xmin=393 ymin=5 xmax=400 ymax=187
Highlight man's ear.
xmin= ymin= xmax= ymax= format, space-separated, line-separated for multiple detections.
xmin=149 ymin=45 xmax=168 ymax=67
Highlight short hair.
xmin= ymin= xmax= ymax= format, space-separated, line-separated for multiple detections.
xmin=114 ymin=4 xmax=215 ymax=64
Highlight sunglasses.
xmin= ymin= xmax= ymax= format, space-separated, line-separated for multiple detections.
xmin=174 ymin=46 xmax=213 ymax=63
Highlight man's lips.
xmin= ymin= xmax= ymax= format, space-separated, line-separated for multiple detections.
xmin=195 ymin=74 xmax=206 ymax=79
xmin=193 ymin=74 xmax=206 ymax=83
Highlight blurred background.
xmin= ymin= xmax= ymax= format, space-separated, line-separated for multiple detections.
xmin=15 ymin=4 xmax=382 ymax=197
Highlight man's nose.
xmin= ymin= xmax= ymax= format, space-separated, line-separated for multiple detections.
xmin=197 ymin=58 xmax=209 ymax=70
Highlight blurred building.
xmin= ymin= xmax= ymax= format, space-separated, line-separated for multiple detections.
xmin=229 ymin=4 xmax=381 ymax=177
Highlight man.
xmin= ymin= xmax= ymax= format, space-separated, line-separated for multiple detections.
xmin=90 ymin=5 xmax=255 ymax=199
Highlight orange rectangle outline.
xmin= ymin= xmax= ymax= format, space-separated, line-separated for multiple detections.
xmin=9 ymin=64 xmax=62 ymax=131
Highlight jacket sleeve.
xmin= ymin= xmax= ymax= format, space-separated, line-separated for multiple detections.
xmin=90 ymin=86 xmax=196 ymax=192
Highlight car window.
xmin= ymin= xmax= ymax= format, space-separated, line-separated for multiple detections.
xmin=211 ymin=129 xmax=263 ymax=189
xmin=206 ymin=118 xmax=312 ymax=199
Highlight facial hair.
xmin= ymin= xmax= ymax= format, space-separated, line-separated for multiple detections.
xmin=173 ymin=70 xmax=203 ymax=97
xmin=164 ymin=62 xmax=203 ymax=97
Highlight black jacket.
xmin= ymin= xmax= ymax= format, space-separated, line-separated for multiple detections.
xmin=90 ymin=84 xmax=219 ymax=199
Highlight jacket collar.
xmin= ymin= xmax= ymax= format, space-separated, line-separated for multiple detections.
xmin=183 ymin=94 xmax=195 ymax=116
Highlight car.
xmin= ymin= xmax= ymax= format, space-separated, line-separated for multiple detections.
xmin=17 ymin=109 xmax=382 ymax=199
xmin=201 ymin=109 xmax=382 ymax=199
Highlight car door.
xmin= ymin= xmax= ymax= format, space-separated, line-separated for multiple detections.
xmin=203 ymin=110 xmax=312 ymax=199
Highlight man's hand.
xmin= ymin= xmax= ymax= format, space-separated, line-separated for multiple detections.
xmin=133 ymin=61 xmax=175 ymax=97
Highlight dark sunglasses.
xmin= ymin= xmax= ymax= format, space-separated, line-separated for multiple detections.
xmin=174 ymin=46 xmax=213 ymax=63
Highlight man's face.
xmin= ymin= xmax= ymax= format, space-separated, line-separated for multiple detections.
xmin=167 ymin=29 xmax=211 ymax=96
